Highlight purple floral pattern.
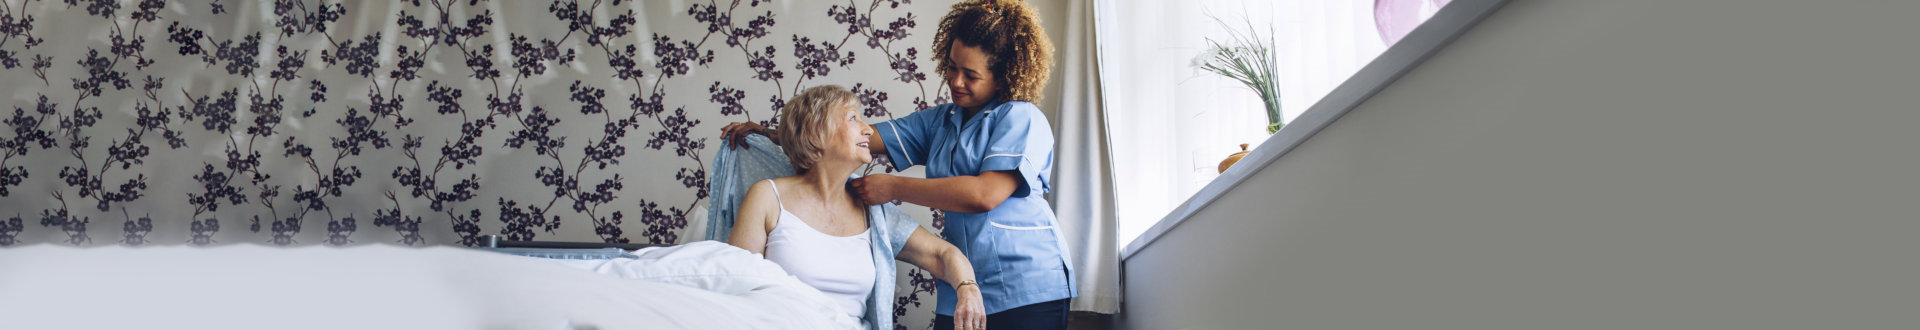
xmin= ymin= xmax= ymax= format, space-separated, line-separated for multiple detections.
xmin=0 ymin=0 xmax=954 ymax=327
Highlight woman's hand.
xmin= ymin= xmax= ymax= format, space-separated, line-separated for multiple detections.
xmin=720 ymin=122 xmax=773 ymax=149
xmin=899 ymin=226 xmax=986 ymax=330
xmin=848 ymin=174 xmax=898 ymax=205
xmin=954 ymin=284 xmax=987 ymax=330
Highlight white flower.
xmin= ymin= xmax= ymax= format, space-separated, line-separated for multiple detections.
xmin=1190 ymin=45 xmax=1225 ymax=74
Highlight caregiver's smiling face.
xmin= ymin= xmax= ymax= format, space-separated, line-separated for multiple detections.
xmin=944 ymin=40 xmax=1000 ymax=113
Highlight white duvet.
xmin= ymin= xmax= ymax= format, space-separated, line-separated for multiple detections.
xmin=0 ymin=241 xmax=856 ymax=330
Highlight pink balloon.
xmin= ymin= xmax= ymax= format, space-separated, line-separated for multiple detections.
xmin=1374 ymin=0 xmax=1451 ymax=45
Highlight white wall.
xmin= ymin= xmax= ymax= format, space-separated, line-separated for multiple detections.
xmin=1122 ymin=0 xmax=1920 ymax=329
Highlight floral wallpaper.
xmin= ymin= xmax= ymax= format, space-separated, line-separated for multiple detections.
xmin=0 ymin=0 xmax=954 ymax=327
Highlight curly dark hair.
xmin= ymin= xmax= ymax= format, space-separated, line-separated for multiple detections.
xmin=934 ymin=0 xmax=1054 ymax=104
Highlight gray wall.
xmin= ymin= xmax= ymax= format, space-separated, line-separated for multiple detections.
xmin=1122 ymin=0 xmax=1920 ymax=329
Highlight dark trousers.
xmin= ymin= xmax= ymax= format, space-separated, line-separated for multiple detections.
xmin=933 ymin=298 xmax=1070 ymax=330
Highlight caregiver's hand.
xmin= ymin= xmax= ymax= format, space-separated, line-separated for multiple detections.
xmin=848 ymin=174 xmax=898 ymax=205
xmin=955 ymin=284 xmax=987 ymax=330
xmin=719 ymin=122 xmax=774 ymax=149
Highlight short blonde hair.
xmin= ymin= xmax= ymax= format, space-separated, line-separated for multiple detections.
xmin=776 ymin=85 xmax=858 ymax=175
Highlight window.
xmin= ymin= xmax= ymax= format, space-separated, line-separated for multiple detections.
xmin=1099 ymin=0 xmax=1453 ymax=247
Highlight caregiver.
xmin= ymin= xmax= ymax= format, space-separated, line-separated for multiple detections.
xmin=724 ymin=1 xmax=1071 ymax=329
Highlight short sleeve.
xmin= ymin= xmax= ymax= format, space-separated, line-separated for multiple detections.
xmin=877 ymin=204 xmax=922 ymax=255
xmin=873 ymin=106 xmax=944 ymax=171
xmin=979 ymin=102 xmax=1053 ymax=198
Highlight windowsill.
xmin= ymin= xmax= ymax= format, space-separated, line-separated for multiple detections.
xmin=1119 ymin=0 xmax=1512 ymax=260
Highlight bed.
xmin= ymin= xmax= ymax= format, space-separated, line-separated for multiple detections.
xmin=0 ymin=236 xmax=857 ymax=330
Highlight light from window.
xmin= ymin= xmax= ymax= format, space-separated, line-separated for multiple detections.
xmin=1100 ymin=0 xmax=1451 ymax=248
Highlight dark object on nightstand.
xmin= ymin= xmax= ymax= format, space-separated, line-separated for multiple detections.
xmin=478 ymin=235 xmax=663 ymax=260
xmin=481 ymin=234 xmax=661 ymax=250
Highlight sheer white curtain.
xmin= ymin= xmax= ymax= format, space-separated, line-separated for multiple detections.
xmin=1050 ymin=0 xmax=1121 ymax=315
xmin=1098 ymin=0 xmax=1416 ymax=247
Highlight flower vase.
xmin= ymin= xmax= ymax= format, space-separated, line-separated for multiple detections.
xmin=1263 ymin=96 xmax=1284 ymax=134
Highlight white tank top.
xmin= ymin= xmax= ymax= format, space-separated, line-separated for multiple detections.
xmin=760 ymin=180 xmax=875 ymax=320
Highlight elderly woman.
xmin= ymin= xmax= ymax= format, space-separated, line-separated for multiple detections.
xmin=725 ymin=85 xmax=987 ymax=330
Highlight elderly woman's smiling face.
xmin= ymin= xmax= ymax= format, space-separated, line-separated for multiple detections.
xmin=820 ymin=99 xmax=874 ymax=167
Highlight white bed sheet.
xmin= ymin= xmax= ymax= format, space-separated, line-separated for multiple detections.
xmin=0 ymin=242 xmax=856 ymax=330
